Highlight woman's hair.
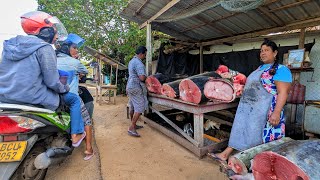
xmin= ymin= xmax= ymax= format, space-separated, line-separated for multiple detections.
xmin=135 ymin=46 xmax=147 ymax=54
xmin=261 ymin=39 xmax=278 ymax=75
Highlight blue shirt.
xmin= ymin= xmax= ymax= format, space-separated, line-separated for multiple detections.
xmin=57 ymin=53 xmax=88 ymax=95
xmin=260 ymin=64 xmax=292 ymax=83
xmin=126 ymin=56 xmax=146 ymax=90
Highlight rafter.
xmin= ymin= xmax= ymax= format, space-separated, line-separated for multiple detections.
xmin=134 ymin=0 xmax=150 ymax=16
xmin=180 ymin=12 xmax=240 ymax=33
xmin=268 ymin=0 xmax=311 ymax=13
xmin=257 ymin=6 xmax=284 ymax=26
xmin=139 ymin=0 xmax=180 ymax=29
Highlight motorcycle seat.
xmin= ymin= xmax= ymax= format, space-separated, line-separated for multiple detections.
xmin=0 ymin=103 xmax=54 ymax=114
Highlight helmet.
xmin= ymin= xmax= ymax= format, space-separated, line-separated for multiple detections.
xmin=65 ymin=33 xmax=85 ymax=48
xmin=56 ymin=33 xmax=85 ymax=57
xmin=21 ymin=11 xmax=68 ymax=41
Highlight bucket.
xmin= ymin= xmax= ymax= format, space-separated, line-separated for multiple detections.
xmin=104 ymin=75 xmax=110 ymax=84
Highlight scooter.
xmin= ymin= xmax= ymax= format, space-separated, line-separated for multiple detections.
xmin=0 ymin=103 xmax=73 ymax=180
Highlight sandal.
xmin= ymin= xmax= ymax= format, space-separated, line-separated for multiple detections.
xmin=72 ymin=132 xmax=86 ymax=147
xmin=207 ymin=152 xmax=227 ymax=164
xmin=135 ymin=125 xmax=144 ymax=130
xmin=128 ymin=129 xmax=140 ymax=137
xmin=84 ymin=150 xmax=94 ymax=161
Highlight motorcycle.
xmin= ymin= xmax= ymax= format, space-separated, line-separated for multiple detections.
xmin=0 ymin=103 xmax=73 ymax=180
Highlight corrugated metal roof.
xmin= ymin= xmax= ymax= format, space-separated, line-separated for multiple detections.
xmin=121 ymin=0 xmax=320 ymax=44
xmin=84 ymin=46 xmax=127 ymax=70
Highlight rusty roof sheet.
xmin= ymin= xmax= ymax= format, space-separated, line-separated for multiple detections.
xmin=121 ymin=0 xmax=320 ymax=44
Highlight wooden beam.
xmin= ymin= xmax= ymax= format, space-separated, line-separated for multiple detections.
xmin=233 ymin=29 xmax=320 ymax=44
xmin=200 ymin=45 xmax=203 ymax=73
xmin=195 ymin=15 xmax=234 ymax=36
xmin=146 ymin=23 xmax=152 ymax=76
xmin=134 ymin=0 xmax=150 ymax=16
xmin=257 ymin=6 xmax=284 ymax=26
xmin=140 ymin=0 xmax=180 ymax=29
xmin=269 ymin=0 xmax=311 ymax=13
xmin=299 ymin=27 xmax=306 ymax=49
xmin=198 ymin=16 xmax=320 ymax=46
xmin=180 ymin=13 xmax=240 ymax=33
xmin=153 ymin=23 xmax=199 ymax=42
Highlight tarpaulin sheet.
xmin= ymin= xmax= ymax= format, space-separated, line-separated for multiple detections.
xmin=156 ymin=42 xmax=314 ymax=77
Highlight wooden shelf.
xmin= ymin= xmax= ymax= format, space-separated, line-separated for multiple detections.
xmin=289 ymin=67 xmax=314 ymax=73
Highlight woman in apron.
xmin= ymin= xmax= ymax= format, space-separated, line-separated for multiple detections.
xmin=209 ymin=39 xmax=292 ymax=161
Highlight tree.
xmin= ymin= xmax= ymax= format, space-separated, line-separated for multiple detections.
xmin=38 ymin=0 xmax=146 ymax=64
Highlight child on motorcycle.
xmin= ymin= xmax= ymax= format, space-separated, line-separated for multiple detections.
xmin=0 ymin=11 xmax=86 ymax=147
xmin=56 ymin=33 xmax=94 ymax=160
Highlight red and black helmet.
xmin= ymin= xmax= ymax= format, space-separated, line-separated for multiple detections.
xmin=20 ymin=11 xmax=68 ymax=41
xmin=20 ymin=11 xmax=54 ymax=35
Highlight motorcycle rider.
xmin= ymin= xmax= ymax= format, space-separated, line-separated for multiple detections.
xmin=56 ymin=33 xmax=94 ymax=160
xmin=0 ymin=11 xmax=86 ymax=146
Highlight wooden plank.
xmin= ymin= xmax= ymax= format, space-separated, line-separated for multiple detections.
xmin=257 ymin=6 xmax=284 ymax=26
xmin=148 ymin=95 xmax=238 ymax=114
xmin=134 ymin=0 xmax=150 ymax=16
xmin=193 ymin=114 xmax=204 ymax=147
xmin=204 ymin=115 xmax=233 ymax=126
xmin=299 ymin=27 xmax=306 ymax=48
xmin=146 ymin=23 xmax=152 ymax=76
xmin=140 ymin=0 xmax=180 ymax=29
xmin=149 ymin=106 xmax=200 ymax=146
xmin=199 ymin=45 xmax=203 ymax=73
xmin=141 ymin=115 xmax=202 ymax=157
xmin=142 ymin=115 xmax=229 ymax=157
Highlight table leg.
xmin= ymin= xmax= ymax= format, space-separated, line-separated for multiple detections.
xmin=194 ymin=113 xmax=204 ymax=147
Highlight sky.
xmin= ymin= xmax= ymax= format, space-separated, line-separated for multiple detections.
xmin=0 ymin=0 xmax=38 ymax=54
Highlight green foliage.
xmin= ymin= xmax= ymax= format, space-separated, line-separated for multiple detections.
xmin=37 ymin=0 xmax=146 ymax=64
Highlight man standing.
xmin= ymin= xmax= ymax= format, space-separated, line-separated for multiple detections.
xmin=126 ymin=46 xmax=148 ymax=137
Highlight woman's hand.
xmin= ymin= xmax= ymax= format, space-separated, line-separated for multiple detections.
xmin=269 ymin=111 xmax=280 ymax=126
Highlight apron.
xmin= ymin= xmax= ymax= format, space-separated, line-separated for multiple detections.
xmin=261 ymin=65 xmax=285 ymax=143
xmin=228 ymin=66 xmax=273 ymax=151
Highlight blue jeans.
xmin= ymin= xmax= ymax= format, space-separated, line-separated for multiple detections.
xmin=63 ymin=92 xmax=84 ymax=134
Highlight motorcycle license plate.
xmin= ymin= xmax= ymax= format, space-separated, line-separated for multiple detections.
xmin=0 ymin=141 xmax=27 ymax=162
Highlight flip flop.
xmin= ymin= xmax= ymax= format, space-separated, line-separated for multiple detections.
xmin=128 ymin=129 xmax=140 ymax=137
xmin=135 ymin=125 xmax=144 ymax=130
xmin=207 ymin=152 xmax=227 ymax=163
xmin=84 ymin=150 xmax=94 ymax=161
xmin=72 ymin=132 xmax=86 ymax=147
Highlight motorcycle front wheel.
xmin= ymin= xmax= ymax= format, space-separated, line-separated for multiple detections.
xmin=11 ymin=145 xmax=47 ymax=180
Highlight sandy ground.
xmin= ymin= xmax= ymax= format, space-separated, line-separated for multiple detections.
xmin=45 ymin=96 xmax=228 ymax=180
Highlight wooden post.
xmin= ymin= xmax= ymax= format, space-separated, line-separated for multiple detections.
xmin=199 ymin=45 xmax=203 ymax=73
xmin=193 ymin=113 xmax=204 ymax=147
xmin=115 ymin=64 xmax=118 ymax=86
xmin=299 ymin=27 xmax=306 ymax=49
xmin=146 ymin=23 xmax=152 ymax=76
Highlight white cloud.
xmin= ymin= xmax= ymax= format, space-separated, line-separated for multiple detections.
xmin=0 ymin=0 xmax=38 ymax=53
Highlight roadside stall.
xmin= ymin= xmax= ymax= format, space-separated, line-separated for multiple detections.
xmin=84 ymin=46 xmax=127 ymax=105
xmin=120 ymin=0 xmax=320 ymax=164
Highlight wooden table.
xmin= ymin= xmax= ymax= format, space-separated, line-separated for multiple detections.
xmin=142 ymin=93 xmax=238 ymax=157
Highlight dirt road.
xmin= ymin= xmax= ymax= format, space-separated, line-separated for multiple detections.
xmin=45 ymin=96 xmax=228 ymax=180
